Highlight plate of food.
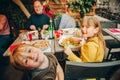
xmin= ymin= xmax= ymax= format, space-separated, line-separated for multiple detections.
xmin=22 ymin=40 xmax=49 ymax=51
xmin=58 ymin=36 xmax=81 ymax=48
xmin=30 ymin=40 xmax=49 ymax=51
xmin=61 ymin=28 xmax=80 ymax=35
xmin=62 ymin=28 xmax=75 ymax=35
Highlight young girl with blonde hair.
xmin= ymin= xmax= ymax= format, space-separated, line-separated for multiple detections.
xmin=64 ymin=16 xmax=106 ymax=62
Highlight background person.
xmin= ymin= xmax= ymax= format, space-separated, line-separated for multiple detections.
xmin=54 ymin=13 xmax=76 ymax=30
xmin=59 ymin=13 xmax=76 ymax=29
xmin=10 ymin=44 xmax=64 ymax=80
xmin=64 ymin=16 xmax=106 ymax=62
xmin=0 ymin=14 xmax=12 ymax=55
xmin=26 ymin=0 xmax=50 ymax=30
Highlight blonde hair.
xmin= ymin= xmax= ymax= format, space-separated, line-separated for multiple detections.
xmin=81 ymin=16 xmax=106 ymax=53
xmin=10 ymin=44 xmax=34 ymax=70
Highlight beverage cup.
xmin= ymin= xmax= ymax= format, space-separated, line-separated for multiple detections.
xmin=55 ymin=31 xmax=61 ymax=39
xmin=28 ymin=33 xmax=32 ymax=41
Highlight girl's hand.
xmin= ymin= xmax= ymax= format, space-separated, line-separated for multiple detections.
xmin=64 ymin=41 xmax=73 ymax=55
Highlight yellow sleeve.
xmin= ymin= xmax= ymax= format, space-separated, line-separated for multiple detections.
xmin=81 ymin=42 xmax=98 ymax=62
xmin=67 ymin=52 xmax=82 ymax=62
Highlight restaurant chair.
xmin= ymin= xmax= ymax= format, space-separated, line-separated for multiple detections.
xmin=109 ymin=52 xmax=120 ymax=61
xmin=65 ymin=60 xmax=120 ymax=80
xmin=100 ymin=21 xmax=120 ymax=61
xmin=105 ymin=39 xmax=120 ymax=61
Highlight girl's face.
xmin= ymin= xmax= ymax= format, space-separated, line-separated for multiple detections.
xmin=81 ymin=19 xmax=98 ymax=38
xmin=17 ymin=46 xmax=44 ymax=69
xmin=34 ymin=1 xmax=43 ymax=14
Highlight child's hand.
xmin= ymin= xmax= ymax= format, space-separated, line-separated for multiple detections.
xmin=64 ymin=41 xmax=73 ymax=56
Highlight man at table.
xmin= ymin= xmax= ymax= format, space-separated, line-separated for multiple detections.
xmin=26 ymin=0 xmax=50 ymax=30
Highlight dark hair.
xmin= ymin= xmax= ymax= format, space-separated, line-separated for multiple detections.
xmin=33 ymin=0 xmax=43 ymax=5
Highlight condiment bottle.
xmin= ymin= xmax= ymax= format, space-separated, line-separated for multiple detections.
xmin=48 ymin=19 xmax=54 ymax=39
xmin=38 ymin=27 xmax=42 ymax=39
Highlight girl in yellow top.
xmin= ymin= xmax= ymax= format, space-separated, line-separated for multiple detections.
xmin=64 ymin=16 xmax=106 ymax=62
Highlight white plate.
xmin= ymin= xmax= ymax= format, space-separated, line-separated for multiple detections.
xmin=58 ymin=36 xmax=81 ymax=48
xmin=22 ymin=40 xmax=49 ymax=51
xmin=62 ymin=28 xmax=76 ymax=35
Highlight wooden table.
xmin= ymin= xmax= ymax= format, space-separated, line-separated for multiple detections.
xmin=3 ymin=33 xmax=80 ymax=56
xmin=102 ymin=28 xmax=120 ymax=42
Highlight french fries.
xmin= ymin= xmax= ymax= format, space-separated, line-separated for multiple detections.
xmin=31 ymin=40 xmax=49 ymax=50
